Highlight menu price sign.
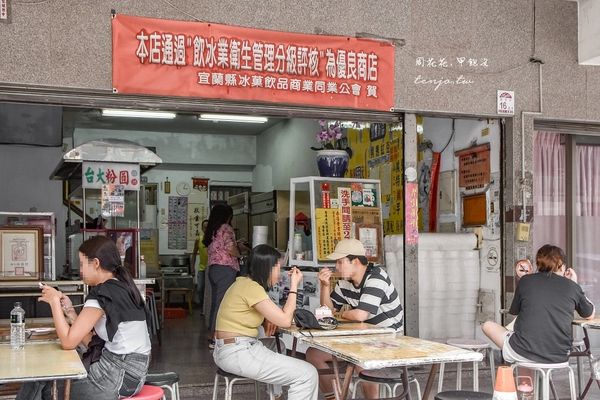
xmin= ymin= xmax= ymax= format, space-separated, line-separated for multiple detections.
xmin=497 ymin=90 xmax=514 ymax=115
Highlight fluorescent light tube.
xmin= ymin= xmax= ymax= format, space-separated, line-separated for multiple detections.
xmin=199 ymin=114 xmax=268 ymax=123
xmin=102 ymin=109 xmax=177 ymax=119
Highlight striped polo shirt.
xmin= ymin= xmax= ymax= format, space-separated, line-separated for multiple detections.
xmin=330 ymin=266 xmax=403 ymax=331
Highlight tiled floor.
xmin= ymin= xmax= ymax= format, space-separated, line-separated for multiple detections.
xmin=151 ymin=309 xmax=600 ymax=399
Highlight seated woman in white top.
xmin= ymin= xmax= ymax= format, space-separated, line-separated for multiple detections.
xmin=17 ymin=236 xmax=151 ymax=400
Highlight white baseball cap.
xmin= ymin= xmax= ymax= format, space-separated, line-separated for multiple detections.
xmin=326 ymin=239 xmax=366 ymax=260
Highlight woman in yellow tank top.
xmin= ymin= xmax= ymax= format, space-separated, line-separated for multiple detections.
xmin=212 ymin=244 xmax=318 ymax=400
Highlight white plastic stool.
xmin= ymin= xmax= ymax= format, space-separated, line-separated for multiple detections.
xmin=438 ymin=338 xmax=495 ymax=392
xmin=212 ymin=368 xmax=275 ymax=400
xmin=512 ymin=361 xmax=577 ymax=400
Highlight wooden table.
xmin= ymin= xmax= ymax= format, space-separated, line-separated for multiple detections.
xmin=572 ymin=318 xmax=600 ymax=399
xmin=0 ymin=341 xmax=86 ymax=400
xmin=302 ymin=333 xmax=483 ymax=400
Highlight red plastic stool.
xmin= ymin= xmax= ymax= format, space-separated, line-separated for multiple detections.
xmin=120 ymin=384 xmax=164 ymax=399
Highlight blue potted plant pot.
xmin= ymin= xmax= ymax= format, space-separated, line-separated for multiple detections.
xmin=316 ymin=150 xmax=349 ymax=177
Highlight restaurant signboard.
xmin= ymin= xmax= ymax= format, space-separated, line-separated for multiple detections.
xmin=112 ymin=14 xmax=395 ymax=111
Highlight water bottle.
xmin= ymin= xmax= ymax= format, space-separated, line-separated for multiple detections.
xmin=10 ymin=302 xmax=26 ymax=350
xmin=139 ymin=255 xmax=147 ymax=278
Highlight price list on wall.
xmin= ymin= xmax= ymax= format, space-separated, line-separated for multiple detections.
xmin=315 ymin=208 xmax=342 ymax=260
xmin=168 ymin=196 xmax=188 ymax=250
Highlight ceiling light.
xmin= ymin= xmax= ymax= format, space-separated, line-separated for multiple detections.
xmin=199 ymin=114 xmax=268 ymax=123
xmin=101 ymin=109 xmax=177 ymax=119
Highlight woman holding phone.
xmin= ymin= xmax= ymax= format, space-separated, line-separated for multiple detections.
xmin=482 ymin=244 xmax=594 ymax=364
xmin=17 ymin=236 xmax=150 ymax=400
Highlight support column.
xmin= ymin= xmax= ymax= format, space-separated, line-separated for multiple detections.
xmin=404 ymin=113 xmax=419 ymax=337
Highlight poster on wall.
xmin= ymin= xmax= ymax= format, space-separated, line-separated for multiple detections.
xmin=456 ymin=144 xmax=491 ymax=190
xmin=168 ymin=196 xmax=187 ymax=250
xmin=101 ymin=184 xmax=125 ymax=218
xmin=187 ymin=177 xmax=210 ymax=251
xmin=315 ymin=208 xmax=341 ymax=260
xmin=405 ymin=182 xmax=419 ymax=245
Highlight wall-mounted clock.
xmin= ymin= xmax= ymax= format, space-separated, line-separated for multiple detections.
xmin=176 ymin=182 xmax=191 ymax=196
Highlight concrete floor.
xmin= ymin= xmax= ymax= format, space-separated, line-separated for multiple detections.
xmin=151 ymin=309 xmax=600 ymax=400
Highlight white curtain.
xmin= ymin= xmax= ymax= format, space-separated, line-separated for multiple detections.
xmin=533 ymin=131 xmax=566 ymax=253
xmin=575 ymin=144 xmax=600 ymax=302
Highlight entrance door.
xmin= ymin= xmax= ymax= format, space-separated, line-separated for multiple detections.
xmin=533 ymin=131 xmax=600 ymax=307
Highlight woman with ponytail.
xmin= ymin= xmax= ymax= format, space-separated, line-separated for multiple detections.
xmin=17 ymin=236 xmax=151 ymax=400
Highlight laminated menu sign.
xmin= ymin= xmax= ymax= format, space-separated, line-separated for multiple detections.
xmin=315 ymin=208 xmax=341 ymax=260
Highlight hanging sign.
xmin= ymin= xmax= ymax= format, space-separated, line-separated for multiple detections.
xmin=497 ymin=90 xmax=514 ymax=115
xmin=82 ymin=162 xmax=140 ymax=191
xmin=112 ymin=14 xmax=395 ymax=111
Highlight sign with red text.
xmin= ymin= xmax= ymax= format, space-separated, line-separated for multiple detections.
xmin=405 ymin=182 xmax=419 ymax=245
xmin=338 ymin=187 xmax=353 ymax=239
xmin=112 ymin=14 xmax=395 ymax=111
xmin=82 ymin=162 xmax=140 ymax=191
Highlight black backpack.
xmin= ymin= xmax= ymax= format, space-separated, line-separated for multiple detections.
xmin=293 ymin=309 xmax=338 ymax=331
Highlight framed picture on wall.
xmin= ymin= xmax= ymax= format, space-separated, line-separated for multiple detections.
xmin=355 ymin=223 xmax=382 ymax=262
xmin=0 ymin=226 xmax=44 ymax=280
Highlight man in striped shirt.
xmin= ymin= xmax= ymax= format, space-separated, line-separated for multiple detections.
xmin=305 ymin=239 xmax=404 ymax=399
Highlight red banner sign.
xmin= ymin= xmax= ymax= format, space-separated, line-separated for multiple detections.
xmin=112 ymin=14 xmax=395 ymax=111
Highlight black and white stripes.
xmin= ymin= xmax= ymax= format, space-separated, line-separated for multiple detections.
xmin=330 ymin=266 xmax=404 ymax=331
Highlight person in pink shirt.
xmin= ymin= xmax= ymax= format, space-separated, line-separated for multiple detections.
xmin=204 ymin=204 xmax=242 ymax=348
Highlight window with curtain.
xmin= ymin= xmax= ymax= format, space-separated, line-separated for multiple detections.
xmin=533 ymin=130 xmax=600 ymax=306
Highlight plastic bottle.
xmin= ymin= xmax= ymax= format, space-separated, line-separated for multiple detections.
xmin=139 ymin=255 xmax=147 ymax=278
xmin=293 ymin=233 xmax=303 ymax=259
xmin=10 ymin=302 xmax=26 ymax=350
xmin=517 ymin=376 xmax=534 ymax=400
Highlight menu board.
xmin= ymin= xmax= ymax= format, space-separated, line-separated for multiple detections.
xmin=168 ymin=196 xmax=187 ymax=250
xmin=315 ymin=208 xmax=342 ymax=260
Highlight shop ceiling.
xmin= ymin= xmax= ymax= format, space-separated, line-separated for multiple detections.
xmin=62 ymin=107 xmax=284 ymax=138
